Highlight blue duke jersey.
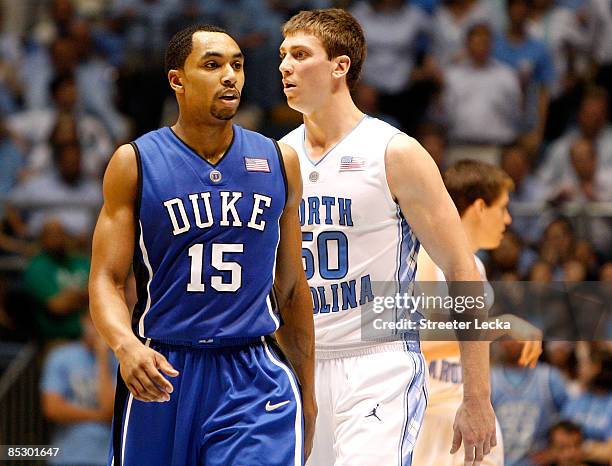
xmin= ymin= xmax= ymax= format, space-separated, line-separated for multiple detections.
xmin=131 ymin=125 xmax=286 ymax=344
xmin=281 ymin=116 xmax=421 ymax=355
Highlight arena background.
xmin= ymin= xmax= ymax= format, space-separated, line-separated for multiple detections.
xmin=0 ymin=0 xmax=610 ymax=465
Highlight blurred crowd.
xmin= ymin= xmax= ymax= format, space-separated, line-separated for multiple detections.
xmin=0 ymin=0 xmax=609 ymax=465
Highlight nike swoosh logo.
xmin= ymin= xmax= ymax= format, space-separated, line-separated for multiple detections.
xmin=265 ymin=400 xmax=291 ymax=412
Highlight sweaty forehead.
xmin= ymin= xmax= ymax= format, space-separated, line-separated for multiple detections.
xmin=190 ymin=31 xmax=241 ymax=58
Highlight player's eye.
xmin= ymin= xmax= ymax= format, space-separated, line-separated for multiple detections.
xmin=204 ymin=61 xmax=219 ymax=69
xmin=295 ymin=51 xmax=307 ymax=59
xmin=233 ymin=62 xmax=243 ymax=70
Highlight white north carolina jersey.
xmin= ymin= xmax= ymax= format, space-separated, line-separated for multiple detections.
xmin=281 ymin=116 xmax=420 ymax=356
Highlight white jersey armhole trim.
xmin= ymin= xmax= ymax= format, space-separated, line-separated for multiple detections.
xmin=381 ymin=131 xmax=406 ymax=209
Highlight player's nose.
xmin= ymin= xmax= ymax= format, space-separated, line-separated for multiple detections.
xmin=279 ymin=56 xmax=292 ymax=75
xmin=221 ymin=64 xmax=238 ymax=86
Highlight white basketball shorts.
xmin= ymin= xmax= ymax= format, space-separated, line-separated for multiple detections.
xmin=306 ymin=342 xmax=428 ymax=466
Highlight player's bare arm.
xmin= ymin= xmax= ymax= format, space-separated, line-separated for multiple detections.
xmin=417 ymin=248 xmax=543 ymax=367
xmin=89 ymin=144 xmax=179 ymax=403
xmin=273 ymin=142 xmax=317 ymax=460
xmin=385 ymin=134 xmax=496 ymax=466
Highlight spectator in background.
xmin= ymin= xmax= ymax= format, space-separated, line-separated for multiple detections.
xmin=491 ymin=339 xmax=569 ymax=466
xmin=543 ymin=341 xmax=582 ymax=395
xmin=441 ymin=23 xmax=521 ymax=166
xmin=111 ymin=0 xmax=180 ymax=136
xmin=548 ymin=138 xmax=612 ymax=256
xmin=572 ymin=239 xmax=600 ymax=279
xmin=40 ymin=312 xmax=116 ymax=466
xmin=31 ymin=0 xmax=78 ymax=46
xmin=23 ymin=220 xmax=89 ymax=341
xmin=22 ymin=17 xmax=127 ymax=141
xmin=527 ymin=0 xmax=592 ymax=140
xmin=549 ymin=138 xmax=610 ymax=202
xmin=196 ymin=0 xmax=287 ymax=113
xmin=561 ymin=350 xmax=612 ymax=465
xmin=0 ymin=122 xmax=36 ymax=256
xmin=488 ymin=229 xmax=539 ymax=279
xmin=539 ymin=217 xmax=576 ymax=278
xmin=547 ymin=421 xmax=588 ymax=466
xmin=501 ymin=144 xmax=550 ymax=245
xmin=416 ymin=122 xmax=448 ymax=169
xmin=430 ymin=0 xmax=494 ymax=67
xmin=8 ymin=139 xmax=102 ymax=241
xmin=66 ymin=18 xmax=128 ymax=141
xmin=494 ymin=0 xmax=555 ymax=156
xmin=351 ymin=0 xmax=437 ymax=132
xmin=7 ymin=73 xmax=113 ymax=180
xmin=538 ymin=87 xmax=612 ymax=187
xmin=353 ymin=82 xmax=400 ymax=127
xmin=21 ymin=35 xmax=79 ymax=111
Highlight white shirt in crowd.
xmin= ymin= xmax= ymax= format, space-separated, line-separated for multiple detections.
xmin=8 ymin=171 xmax=102 ymax=238
xmin=527 ymin=5 xmax=592 ymax=97
xmin=537 ymin=125 xmax=612 ymax=185
xmin=443 ymin=58 xmax=521 ymax=144
xmin=431 ymin=0 xmax=493 ymax=67
xmin=7 ymin=108 xmax=113 ymax=179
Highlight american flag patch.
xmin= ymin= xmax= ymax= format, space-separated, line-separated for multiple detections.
xmin=244 ymin=157 xmax=270 ymax=172
xmin=339 ymin=156 xmax=366 ymax=171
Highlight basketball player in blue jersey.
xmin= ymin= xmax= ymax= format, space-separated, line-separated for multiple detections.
xmin=279 ymin=9 xmax=496 ymax=466
xmin=89 ymin=25 xmax=316 ymax=466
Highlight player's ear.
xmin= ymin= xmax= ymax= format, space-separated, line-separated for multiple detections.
xmin=332 ymin=55 xmax=351 ymax=80
xmin=168 ymin=70 xmax=184 ymax=94
xmin=473 ymin=198 xmax=487 ymax=214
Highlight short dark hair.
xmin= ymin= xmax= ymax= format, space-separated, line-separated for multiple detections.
xmin=548 ymin=421 xmax=582 ymax=442
xmin=466 ymin=22 xmax=492 ymax=41
xmin=283 ymin=9 xmax=366 ymax=90
xmin=443 ymin=159 xmax=515 ymax=216
xmin=165 ymin=24 xmax=231 ymax=75
xmin=50 ymin=72 xmax=75 ymax=93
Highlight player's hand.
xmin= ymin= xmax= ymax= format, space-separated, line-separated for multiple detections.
xmin=115 ymin=338 xmax=179 ymax=402
xmin=506 ymin=315 xmax=543 ymax=368
xmin=451 ymin=395 xmax=497 ymax=466
xmin=302 ymin=393 xmax=317 ymax=461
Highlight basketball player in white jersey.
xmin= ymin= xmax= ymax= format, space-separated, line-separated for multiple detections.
xmin=414 ymin=160 xmax=543 ymax=466
xmin=279 ymin=9 xmax=497 ymax=466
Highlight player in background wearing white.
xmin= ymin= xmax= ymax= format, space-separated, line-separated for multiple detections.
xmin=279 ymin=9 xmax=497 ymax=466
xmin=414 ymin=160 xmax=543 ymax=466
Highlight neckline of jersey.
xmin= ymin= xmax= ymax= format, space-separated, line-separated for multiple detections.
xmin=301 ymin=114 xmax=370 ymax=167
xmin=501 ymin=365 xmax=535 ymax=392
xmin=166 ymin=125 xmax=237 ymax=169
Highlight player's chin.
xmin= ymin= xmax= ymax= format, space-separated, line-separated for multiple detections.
xmin=285 ymin=98 xmax=308 ymax=115
xmin=211 ymin=106 xmax=238 ymax=121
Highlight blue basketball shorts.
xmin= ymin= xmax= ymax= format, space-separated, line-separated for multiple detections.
xmin=109 ymin=337 xmax=304 ymax=466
